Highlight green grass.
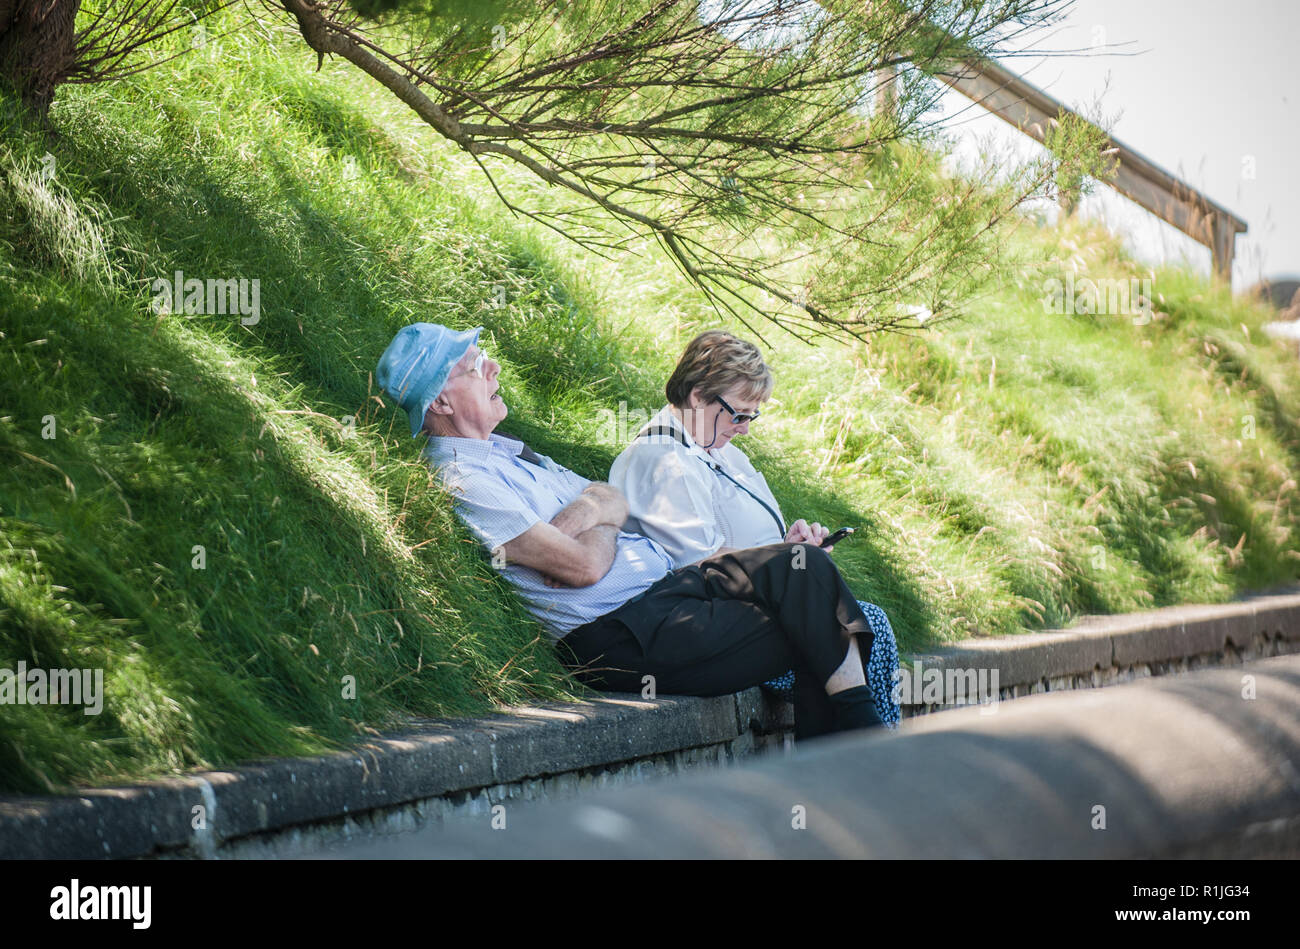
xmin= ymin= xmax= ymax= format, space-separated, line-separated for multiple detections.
xmin=0 ymin=15 xmax=1297 ymax=792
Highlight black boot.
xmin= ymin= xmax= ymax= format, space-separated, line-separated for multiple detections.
xmin=828 ymin=685 xmax=882 ymax=733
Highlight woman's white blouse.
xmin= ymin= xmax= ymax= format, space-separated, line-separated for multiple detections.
xmin=609 ymin=405 xmax=785 ymax=568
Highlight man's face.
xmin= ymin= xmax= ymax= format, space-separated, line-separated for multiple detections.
xmin=424 ymin=343 xmax=506 ymax=438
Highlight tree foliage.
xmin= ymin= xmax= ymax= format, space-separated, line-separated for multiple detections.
xmin=3 ymin=0 xmax=1090 ymax=340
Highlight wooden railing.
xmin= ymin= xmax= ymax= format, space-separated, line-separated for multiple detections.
xmin=930 ymin=57 xmax=1247 ymax=280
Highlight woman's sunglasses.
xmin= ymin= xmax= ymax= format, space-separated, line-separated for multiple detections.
xmin=715 ymin=394 xmax=761 ymax=425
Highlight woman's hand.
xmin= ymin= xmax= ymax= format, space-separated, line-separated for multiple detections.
xmin=784 ymin=519 xmax=830 ymax=547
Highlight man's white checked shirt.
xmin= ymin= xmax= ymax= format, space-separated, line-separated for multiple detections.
xmin=423 ymin=433 xmax=675 ymax=640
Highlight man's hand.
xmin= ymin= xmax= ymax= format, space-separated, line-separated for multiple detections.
xmin=549 ymin=482 xmax=629 ymax=539
xmin=784 ymin=519 xmax=830 ymax=548
xmin=542 ymin=563 xmax=583 ymax=589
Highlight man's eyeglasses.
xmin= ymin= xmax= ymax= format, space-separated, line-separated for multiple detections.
xmin=715 ymin=394 xmax=761 ymax=425
xmin=466 ymin=348 xmax=488 ymax=378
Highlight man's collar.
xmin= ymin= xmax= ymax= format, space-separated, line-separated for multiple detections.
xmin=495 ymin=432 xmax=547 ymax=466
xmin=424 ymin=432 xmax=521 ymax=467
xmin=424 ymin=431 xmax=552 ymax=469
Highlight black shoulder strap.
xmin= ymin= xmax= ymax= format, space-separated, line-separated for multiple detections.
xmin=634 ymin=424 xmax=785 ymax=538
xmin=635 ymin=424 xmax=691 ymax=449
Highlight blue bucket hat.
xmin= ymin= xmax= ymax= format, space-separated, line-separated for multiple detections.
xmin=376 ymin=322 xmax=482 ymax=437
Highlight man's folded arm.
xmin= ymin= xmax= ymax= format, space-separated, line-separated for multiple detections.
xmin=501 ymin=520 xmax=620 ymax=588
xmin=548 ymin=481 xmax=629 ymax=539
xmin=444 ymin=461 xmax=627 ymax=588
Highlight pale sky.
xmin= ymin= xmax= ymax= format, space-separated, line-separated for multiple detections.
xmin=933 ymin=0 xmax=1299 ymax=292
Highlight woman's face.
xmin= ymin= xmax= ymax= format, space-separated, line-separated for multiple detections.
xmin=686 ymin=383 xmax=763 ymax=449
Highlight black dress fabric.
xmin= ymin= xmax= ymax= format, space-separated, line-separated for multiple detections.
xmin=556 ymin=542 xmax=874 ymax=740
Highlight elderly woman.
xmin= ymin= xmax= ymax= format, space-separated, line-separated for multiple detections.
xmin=610 ymin=330 xmax=900 ymax=727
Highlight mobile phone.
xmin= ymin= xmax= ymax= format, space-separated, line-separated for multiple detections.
xmin=820 ymin=526 xmax=855 ymax=548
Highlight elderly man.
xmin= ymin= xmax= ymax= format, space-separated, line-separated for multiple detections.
xmin=376 ymin=322 xmax=882 ymax=738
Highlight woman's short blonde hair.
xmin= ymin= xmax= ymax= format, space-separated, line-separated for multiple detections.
xmin=665 ymin=330 xmax=774 ymax=408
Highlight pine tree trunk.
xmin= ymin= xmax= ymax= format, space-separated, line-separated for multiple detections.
xmin=0 ymin=0 xmax=81 ymax=114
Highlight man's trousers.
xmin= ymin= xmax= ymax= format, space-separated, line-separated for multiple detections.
xmin=555 ymin=542 xmax=875 ymax=740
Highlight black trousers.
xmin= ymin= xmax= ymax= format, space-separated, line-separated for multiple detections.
xmin=555 ymin=543 xmax=874 ymax=740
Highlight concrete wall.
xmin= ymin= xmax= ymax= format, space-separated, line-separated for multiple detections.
xmin=1 ymin=587 xmax=1297 ymax=859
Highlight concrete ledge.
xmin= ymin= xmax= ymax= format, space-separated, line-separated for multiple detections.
xmin=900 ymin=587 xmax=1300 ymax=709
xmin=0 ymin=780 xmax=205 ymax=859
xmin=328 ymin=655 xmax=1300 ymax=859
xmin=2 ymin=587 xmax=1298 ymax=859
xmin=200 ymin=688 xmax=752 ymax=847
xmin=0 ymin=688 xmax=775 ymax=859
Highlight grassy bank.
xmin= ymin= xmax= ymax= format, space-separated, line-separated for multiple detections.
xmin=1 ymin=16 xmax=1296 ymax=792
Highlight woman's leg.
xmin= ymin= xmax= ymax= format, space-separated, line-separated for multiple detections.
xmin=694 ymin=543 xmax=873 ymax=678
xmin=558 ymin=598 xmax=843 ymax=738
xmin=557 ymin=548 xmax=873 ymax=738
xmin=691 ymin=543 xmax=880 ymax=732
xmin=761 ymin=600 xmax=899 ymax=730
